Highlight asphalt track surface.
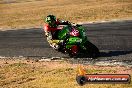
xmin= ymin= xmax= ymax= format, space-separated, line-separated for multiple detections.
xmin=0 ymin=20 xmax=132 ymax=65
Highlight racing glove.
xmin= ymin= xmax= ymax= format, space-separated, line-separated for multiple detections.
xmin=50 ymin=40 xmax=64 ymax=50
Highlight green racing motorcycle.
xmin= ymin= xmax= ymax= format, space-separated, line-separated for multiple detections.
xmin=55 ymin=23 xmax=100 ymax=58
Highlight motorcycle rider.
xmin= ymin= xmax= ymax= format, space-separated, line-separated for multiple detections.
xmin=43 ymin=15 xmax=71 ymax=50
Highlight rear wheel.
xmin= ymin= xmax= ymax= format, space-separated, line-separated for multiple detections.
xmin=84 ymin=41 xmax=100 ymax=58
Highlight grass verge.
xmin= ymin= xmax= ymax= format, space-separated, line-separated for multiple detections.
xmin=0 ymin=59 xmax=132 ymax=88
xmin=0 ymin=0 xmax=132 ymax=28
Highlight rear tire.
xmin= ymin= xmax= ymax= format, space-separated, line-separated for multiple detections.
xmin=84 ymin=41 xmax=100 ymax=58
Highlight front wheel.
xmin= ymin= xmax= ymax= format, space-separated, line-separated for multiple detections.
xmin=68 ymin=45 xmax=79 ymax=58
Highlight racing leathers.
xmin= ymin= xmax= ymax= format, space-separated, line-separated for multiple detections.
xmin=44 ymin=19 xmax=70 ymax=50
